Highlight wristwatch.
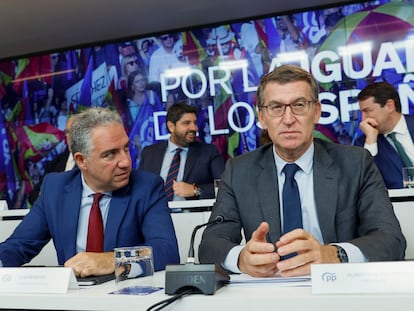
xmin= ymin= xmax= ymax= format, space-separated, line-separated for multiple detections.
xmin=192 ymin=184 xmax=202 ymax=197
xmin=335 ymin=245 xmax=348 ymax=263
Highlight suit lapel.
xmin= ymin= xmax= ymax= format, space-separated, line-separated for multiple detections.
xmin=183 ymin=143 xmax=197 ymax=180
xmin=61 ymin=176 xmax=83 ymax=257
xmin=313 ymin=141 xmax=338 ymax=243
xmin=378 ymin=134 xmax=401 ymax=169
xmin=154 ymin=141 xmax=168 ymax=173
xmin=257 ymin=148 xmax=281 ymax=243
xmin=406 ymin=115 xmax=414 ymax=141
xmin=104 ymin=187 xmax=130 ymax=250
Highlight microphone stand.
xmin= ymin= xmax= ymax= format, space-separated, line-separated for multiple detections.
xmin=164 ymin=216 xmax=230 ymax=295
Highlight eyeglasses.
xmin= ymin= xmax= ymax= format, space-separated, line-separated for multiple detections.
xmin=127 ymin=60 xmax=138 ymax=66
xmin=160 ymin=34 xmax=173 ymax=41
xmin=261 ymin=100 xmax=314 ymax=118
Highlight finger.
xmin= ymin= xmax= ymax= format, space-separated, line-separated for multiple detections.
xmin=247 ymin=262 xmax=279 ymax=278
xmin=251 ymin=222 xmax=270 ymax=243
xmin=278 ymin=228 xmax=307 ymax=245
xmin=365 ymin=118 xmax=378 ymax=127
xmin=278 ymin=261 xmax=311 ymax=277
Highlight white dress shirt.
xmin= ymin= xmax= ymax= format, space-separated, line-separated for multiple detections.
xmin=160 ymin=140 xmax=189 ymax=201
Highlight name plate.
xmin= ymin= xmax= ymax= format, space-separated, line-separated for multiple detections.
xmin=0 ymin=267 xmax=79 ymax=294
xmin=312 ymin=261 xmax=414 ymax=294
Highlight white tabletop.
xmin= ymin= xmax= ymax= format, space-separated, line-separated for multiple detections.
xmin=0 ymin=270 xmax=413 ymax=311
xmin=168 ymin=199 xmax=215 ymax=209
xmin=388 ymin=188 xmax=414 ymax=198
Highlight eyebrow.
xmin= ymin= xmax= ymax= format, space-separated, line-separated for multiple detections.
xmin=100 ymin=141 xmax=130 ymax=157
xmin=267 ymin=97 xmax=308 ymax=105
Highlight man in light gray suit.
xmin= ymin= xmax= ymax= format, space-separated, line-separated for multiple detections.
xmin=199 ymin=65 xmax=406 ymax=278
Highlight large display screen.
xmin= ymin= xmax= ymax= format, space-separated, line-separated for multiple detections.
xmin=1 ymin=0 xmax=414 ymax=208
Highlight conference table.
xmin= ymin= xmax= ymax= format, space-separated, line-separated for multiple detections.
xmin=1 ymin=270 xmax=414 ymax=311
xmin=1 ymin=190 xmax=414 ymax=310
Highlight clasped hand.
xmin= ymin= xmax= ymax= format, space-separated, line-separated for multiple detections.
xmin=238 ymin=222 xmax=338 ymax=277
xmin=64 ymin=251 xmax=115 ymax=277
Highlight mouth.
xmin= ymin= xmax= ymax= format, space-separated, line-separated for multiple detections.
xmin=280 ymin=130 xmax=300 ymax=136
xmin=186 ymin=131 xmax=196 ymax=140
xmin=115 ymin=170 xmax=130 ymax=180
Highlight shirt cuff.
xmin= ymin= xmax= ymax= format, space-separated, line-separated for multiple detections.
xmin=364 ymin=142 xmax=378 ymax=157
xmin=222 ymin=245 xmax=244 ymax=273
xmin=332 ymin=242 xmax=367 ymax=263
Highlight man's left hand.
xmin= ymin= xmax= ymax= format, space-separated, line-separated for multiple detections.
xmin=172 ymin=180 xmax=195 ymax=198
xmin=275 ymin=229 xmax=338 ymax=277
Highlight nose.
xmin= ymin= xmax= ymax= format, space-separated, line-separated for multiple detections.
xmin=282 ymin=105 xmax=296 ymax=123
xmin=118 ymin=150 xmax=132 ymax=168
xmin=190 ymin=122 xmax=198 ymax=132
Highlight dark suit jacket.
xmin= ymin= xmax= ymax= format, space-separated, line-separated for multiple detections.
xmin=0 ymin=169 xmax=180 ymax=271
xmin=199 ymin=139 xmax=406 ymax=266
xmin=355 ymin=115 xmax=414 ymax=189
xmin=139 ymin=140 xmax=225 ymax=199
xmin=28 ymin=150 xmax=71 ymax=205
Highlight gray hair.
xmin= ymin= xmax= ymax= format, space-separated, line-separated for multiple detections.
xmin=256 ymin=65 xmax=319 ymax=108
xmin=69 ymin=108 xmax=123 ymax=158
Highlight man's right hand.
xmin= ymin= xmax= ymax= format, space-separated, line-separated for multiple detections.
xmin=238 ymin=222 xmax=280 ymax=277
xmin=359 ymin=117 xmax=379 ymax=144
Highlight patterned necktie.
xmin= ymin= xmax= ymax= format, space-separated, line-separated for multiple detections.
xmin=165 ymin=148 xmax=182 ymax=201
xmin=86 ymin=193 xmax=104 ymax=252
xmin=282 ymin=163 xmax=302 ymax=234
xmin=388 ymin=132 xmax=413 ymax=167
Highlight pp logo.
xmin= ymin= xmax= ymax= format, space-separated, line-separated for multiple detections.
xmin=321 ymin=272 xmax=337 ymax=282
xmin=1 ymin=274 xmax=12 ymax=282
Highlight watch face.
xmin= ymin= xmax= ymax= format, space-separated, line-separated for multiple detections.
xmin=337 ymin=246 xmax=348 ymax=263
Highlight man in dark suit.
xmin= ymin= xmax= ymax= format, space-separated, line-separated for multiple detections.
xmin=139 ymin=103 xmax=224 ymax=200
xmin=199 ymin=65 xmax=406 ymax=278
xmin=355 ymin=81 xmax=414 ymax=189
xmin=0 ymin=108 xmax=179 ymax=276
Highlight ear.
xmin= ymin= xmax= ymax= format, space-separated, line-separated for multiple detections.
xmin=257 ymin=108 xmax=267 ymax=130
xmin=385 ymin=99 xmax=396 ymax=112
xmin=167 ymin=121 xmax=175 ymax=133
xmin=313 ymin=101 xmax=322 ymax=124
xmin=73 ymin=152 xmax=87 ymax=170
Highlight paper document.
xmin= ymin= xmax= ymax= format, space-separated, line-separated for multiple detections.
xmin=229 ymin=274 xmax=311 ymax=287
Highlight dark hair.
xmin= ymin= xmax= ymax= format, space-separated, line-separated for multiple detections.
xmin=167 ymin=102 xmax=198 ymax=125
xmin=357 ymin=82 xmax=401 ymax=113
xmin=256 ymin=64 xmax=319 ymax=108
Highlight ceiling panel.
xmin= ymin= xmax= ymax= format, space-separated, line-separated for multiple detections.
xmin=0 ymin=0 xmax=347 ymax=60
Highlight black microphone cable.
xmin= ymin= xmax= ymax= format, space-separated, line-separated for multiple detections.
xmin=146 ymin=288 xmax=195 ymax=311
xmin=187 ymin=215 xmax=224 ymax=263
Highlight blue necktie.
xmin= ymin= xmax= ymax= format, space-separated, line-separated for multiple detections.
xmin=165 ymin=148 xmax=182 ymax=201
xmin=388 ymin=132 xmax=413 ymax=168
xmin=282 ymin=163 xmax=302 ymax=234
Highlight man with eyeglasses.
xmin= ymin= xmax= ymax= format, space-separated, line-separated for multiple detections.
xmin=199 ymin=64 xmax=406 ymax=277
xmin=148 ymin=33 xmax=185 ymax=84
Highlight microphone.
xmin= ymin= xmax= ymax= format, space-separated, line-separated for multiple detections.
xmin=165 ymin=215 xmax=230 ymax=295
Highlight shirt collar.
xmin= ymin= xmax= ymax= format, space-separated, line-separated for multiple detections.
xmin=389 ymin=115 xmax=408 ymax=136
xmin=80 ymin=173 xmax=112 ymax=198
xmin=273 ymin=143 xmax=314 ymax=176
xmin=167 ymin=139 xmax=189 ymax=153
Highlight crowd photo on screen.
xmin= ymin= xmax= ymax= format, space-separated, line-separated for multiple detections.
xmin=1 ymin=0 xmax=414 ymax=208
